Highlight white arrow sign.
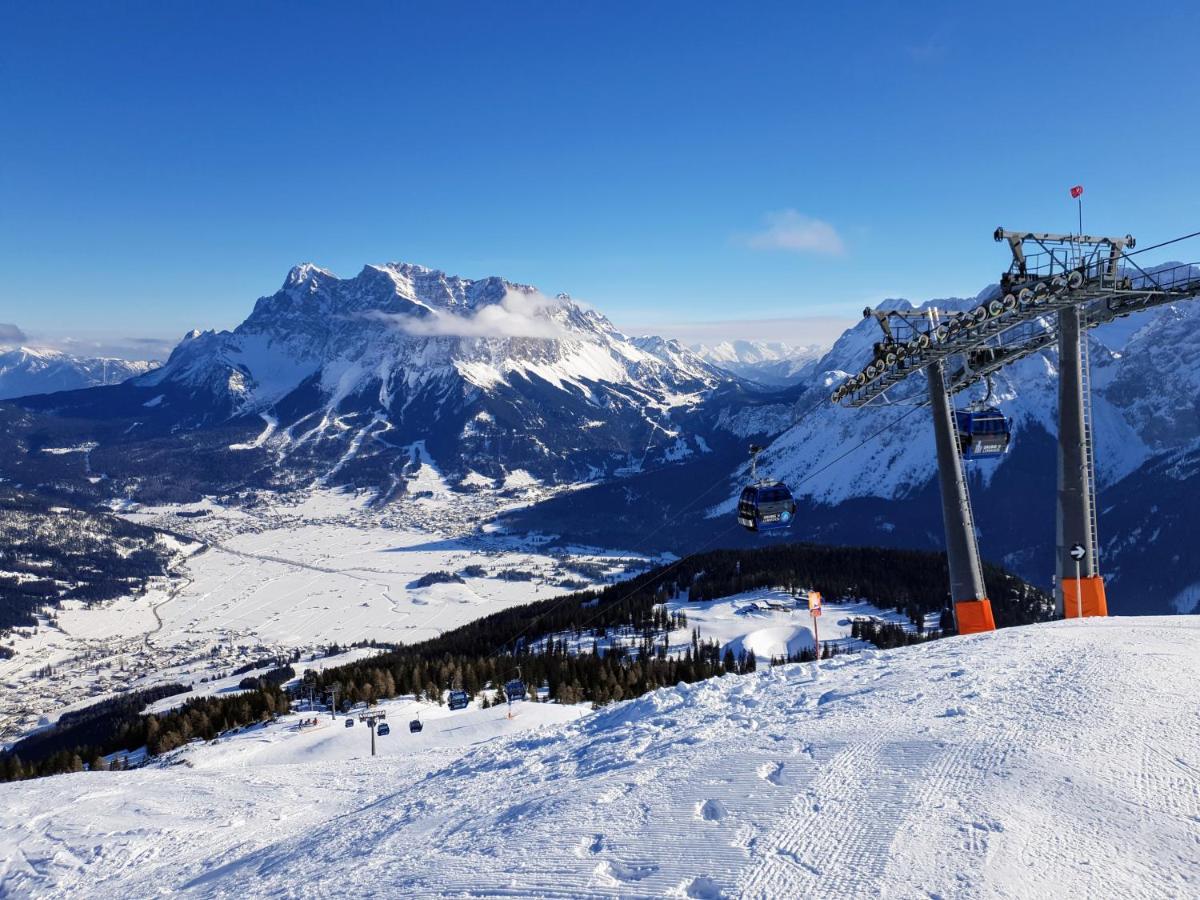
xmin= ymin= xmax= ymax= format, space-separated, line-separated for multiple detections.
xmin=1069 ymin=543 xmax=1086 ymax=562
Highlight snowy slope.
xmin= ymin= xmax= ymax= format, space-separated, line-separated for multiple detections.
xmin=2 ymin=617 xmax=1197 ymax=898
xmin=177 ymin=693 xmax=590 ymax=770
xmin=0 ymin=347 xmax=156 ymax=400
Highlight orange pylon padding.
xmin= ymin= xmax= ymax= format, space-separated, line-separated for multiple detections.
xmin=955 ymin=598 xmax=996 ymax=635
xmin=1061 ymin=575 xmax=1108 ymax=618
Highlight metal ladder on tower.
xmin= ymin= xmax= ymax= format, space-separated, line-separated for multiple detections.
xmin=1079 ymin=310 xmax=1101 ymax=567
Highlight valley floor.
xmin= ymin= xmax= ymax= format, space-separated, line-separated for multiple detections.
xmin=2 ymin=617 xmax=1197 ymax=899
xmin=1 ymin=489 xmax=649 ymax=746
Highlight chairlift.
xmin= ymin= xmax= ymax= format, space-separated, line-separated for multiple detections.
xmin=409 ymin=717 xmax=424 ymax=733
xmin=448 ymin=689 xmax=470 ymax=711
xmin=736 ymin=444 xmax=797 ymax=533
xmin=376 ymin=722 xmax=390 ymax=736
xmin=345 ymin=717 xmax=354 ymax=727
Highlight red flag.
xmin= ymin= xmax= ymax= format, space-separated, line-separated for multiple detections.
xmin=1070 ymin=185 xmax=1084 ymax=199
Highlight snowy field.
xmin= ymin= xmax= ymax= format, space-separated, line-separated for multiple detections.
xmin=1 ymin=488 xmax=651 ymax=747
xmin=536 ymin=588 xmax=932 ymax=664
xmin=166 ymin=692 xmax=589 ymax=771
xmin=2 ymin=616 xmax=1197 ymax=898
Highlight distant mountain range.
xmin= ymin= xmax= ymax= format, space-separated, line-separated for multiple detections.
xmin=689 ymin=340 xmax=824 ymax=386
xmin=0 ymin=347 xmax=156 ymax=400
xmin=3 ymin=260 xmax=1198 ymax=616
xmin=0 ymin=263 xmax=783 ymax=502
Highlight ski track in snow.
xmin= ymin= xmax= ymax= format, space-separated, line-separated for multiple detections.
xmin=1 ymin=617 xmax=1198 ymax=899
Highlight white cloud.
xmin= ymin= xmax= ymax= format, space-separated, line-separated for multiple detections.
xmin=0 ymin=322 xmax=28 ymax=346
xmin=742 ymin=210 xmax=847 ymax=256
xmin=618 ymin=314 xmax=853 ymax=349
xmin=370 ymin=289 xmax=579 ymax=341
xmin=1 ymin=328 xmax=174 ymax=361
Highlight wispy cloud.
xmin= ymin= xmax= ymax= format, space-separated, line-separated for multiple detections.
xmin=0 ymin=323 xmax=28 ymax=346
xmin=903 ymin=22 xmax=952 ymax=63
xmin=372 ymin=289 xmax=579 ymax=340
xmin=741 ymin=210 xmax=847 ymax=256
xmin=618 ymin=315 xmax=854 ymax=349
xmin=6 ymin=330 xmax=176 ymax=361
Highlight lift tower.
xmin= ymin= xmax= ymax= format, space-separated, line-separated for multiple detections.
xmin=860 ymin=306 xmax=995 ymax=633
xmin=995 ymin=229 xmax=1131 ymax=618
xmin=833 ymin=226 xmax=1200 ymax=628
xmin=927 ymin=354 xmax=993 ymax=633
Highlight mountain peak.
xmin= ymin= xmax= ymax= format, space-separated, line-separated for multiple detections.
xmin=283 ymin=263 xmax=336 ymax=291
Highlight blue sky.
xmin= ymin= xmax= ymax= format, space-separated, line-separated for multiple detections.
xmin=2 ymin=1 xmax=1198 ymax=358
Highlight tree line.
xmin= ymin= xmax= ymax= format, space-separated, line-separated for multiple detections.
xmin=0 ymin=485 xmax=176 ymax=632
xmin=0 ymin=682 xmax=288 ymax=781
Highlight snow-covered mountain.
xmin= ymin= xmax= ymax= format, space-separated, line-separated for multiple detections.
xmin=701 ymin=287 xmax=1200 ymax=613
xmin=6 ymin=262 xmax=1200 ymax=614
xmin=2 ymin=617 xmax=1196 ymax=897
xmin=7 ymin=263 xmax=761 ymax=498
xmin=0 ymin=347 xmax=156 ymax=400
xmin=691 ymin=339 xmax=824 ymax=385
xmin=733 ymin=295 xmax=1186 ymax=509
xmin=505 ymin=283 xmax=1200 ymax=616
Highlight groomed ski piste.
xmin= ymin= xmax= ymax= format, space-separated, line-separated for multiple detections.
xmin=2 ymin=616 xmax=1197 ymax=899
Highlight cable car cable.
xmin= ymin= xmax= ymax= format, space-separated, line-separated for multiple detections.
xmin=785 ymin=403 xmax=927 ymax=493
xmin=1122 ymin=229 xmax=1200 ymax=259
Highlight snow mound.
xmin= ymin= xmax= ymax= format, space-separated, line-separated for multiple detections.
xmin=1 ymin=617 xmax=1198 ymax=898
xmin=732 ymin=624 xmax=814 ymax=660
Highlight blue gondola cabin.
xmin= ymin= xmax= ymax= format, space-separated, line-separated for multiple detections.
xmin=504 ymin=679 xmax=527 ymax=702
xmin=954 ymin=408 xmax=1012 ymax=460
xmin=737 ymin=483 xmax=797 ymax=533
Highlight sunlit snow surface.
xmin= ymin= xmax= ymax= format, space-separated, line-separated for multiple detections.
xmin=2 ymin=617 xmax=1197 ymax=898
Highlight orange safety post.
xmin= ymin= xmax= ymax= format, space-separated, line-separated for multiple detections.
xmin=955 ymin=598 xmax=996 ymax=635
xmin=1060 ymin=575 xmax=1108 ymax=618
